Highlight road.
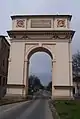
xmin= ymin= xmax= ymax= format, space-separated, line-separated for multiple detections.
xmin=0 ymin=90 xmax=53 ymax=119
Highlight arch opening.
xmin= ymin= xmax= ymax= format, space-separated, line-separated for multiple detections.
xmin=26 ymin=47 xmax=53 ymax=97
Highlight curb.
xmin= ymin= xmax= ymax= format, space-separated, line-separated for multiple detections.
xmin=48 ymin=99 xmax=60 ymax=119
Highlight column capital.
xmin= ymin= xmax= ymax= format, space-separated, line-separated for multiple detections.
xmin=52 ymin=59 xmax=56 ymax=63
xmin=52 ymin=59 xmax=56 ymax=67
xmin=69 ymin=60 xmax=72 ymax=63
xmin=24 ymin=60 xmax=29 ymax=64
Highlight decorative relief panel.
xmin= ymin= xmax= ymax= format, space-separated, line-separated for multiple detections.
xmin=31 ymin=19 xmax=51 ymax=28
xmin=57 ymin=19 xmax=66 ymax=28
xmin=16 ymin=19 xmax=26 ymax=28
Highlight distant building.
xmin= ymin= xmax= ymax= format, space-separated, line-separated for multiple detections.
xmin=0 ymin=36 xmax=10 ymax=98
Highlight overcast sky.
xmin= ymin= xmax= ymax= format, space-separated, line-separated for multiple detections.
xmin=0 ymin=0 xmax=80 ymax=85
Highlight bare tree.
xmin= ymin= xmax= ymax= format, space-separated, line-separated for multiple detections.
xmin=72 ymin=51 xmax=80 ymax=77
xmin=72 ymin=51 xmax=80 ymax=95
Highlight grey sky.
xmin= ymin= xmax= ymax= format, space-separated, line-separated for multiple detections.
xmin=29 ymin=52 xmax=52 ymax=74
xmin=0 ymin=0 xmax=80 ymax=52
xmin=29 ymin=52 xmax=52 ymax=85
xmin=0 ymin=0 xmax=80 ymax=84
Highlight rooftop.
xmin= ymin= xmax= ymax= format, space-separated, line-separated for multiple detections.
xmin=0 ymin=35 xmax=10 ymax=46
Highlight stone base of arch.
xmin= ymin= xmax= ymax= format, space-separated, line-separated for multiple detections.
xmin=52 ymin=87 xmax=73 ymax=100
xmin=6 ymin=85 xmax=73 ymax=100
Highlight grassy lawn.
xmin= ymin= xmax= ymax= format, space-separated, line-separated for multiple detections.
xmin=54 ymin=100 xmax=80 ymax=119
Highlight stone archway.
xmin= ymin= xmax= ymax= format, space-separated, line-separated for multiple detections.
xmin=7 ymin=14 xmax=75 ymax=99
xmin=24 ymin=46 xmax=54 ymax=96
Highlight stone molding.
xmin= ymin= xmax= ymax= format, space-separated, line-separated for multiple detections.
xmin=54 ymin=85 xmax=73 ymax=89
xmin=7 ymin=84 xmax=25 ymax=88
xmin=8 ymin=58 xmax=11 ymax=62
xmin=7 ymin=30 xmax=75 ymax=41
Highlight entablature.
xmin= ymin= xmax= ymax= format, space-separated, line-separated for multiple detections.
xmin=7 ymin=30 xmax=75 ymax=42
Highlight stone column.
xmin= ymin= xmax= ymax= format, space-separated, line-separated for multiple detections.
xmin=68 ymin=42 xmax=73 ymax=97
xmin=23 ymin=59 xmax=29 ymax=97
xmin=52 ymin=59 xmax=56 ymax=99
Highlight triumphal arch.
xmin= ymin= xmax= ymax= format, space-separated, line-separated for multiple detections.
xmin=7 ymin=14 xmax=75 ymax=99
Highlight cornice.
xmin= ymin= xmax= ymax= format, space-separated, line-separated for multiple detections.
xmin=11 ymin=14 xmax=72 ymax=20
xmin=7 ymin=30 xmax=75 ymax=41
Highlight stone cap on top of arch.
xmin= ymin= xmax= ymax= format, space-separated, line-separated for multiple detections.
xmin=11 ymin=14 xmax=72 ymax=19
xmin=25 ymin=45 xmax=55 ymax=62
xmin=7 ymin=30 xmax=75 ymax=40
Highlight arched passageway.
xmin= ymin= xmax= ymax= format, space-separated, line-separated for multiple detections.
xmin=25 ymin=47 xmax=53 ymax=96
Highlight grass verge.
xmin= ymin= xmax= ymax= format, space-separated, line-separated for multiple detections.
xmin=54 ymin=100 xmax=80 ymax=119
xmin=0 ymin=96 xmax=28 ymax=106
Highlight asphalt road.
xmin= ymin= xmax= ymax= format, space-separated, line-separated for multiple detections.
xmin=0 ymin=90 xmax=53 ymax=119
